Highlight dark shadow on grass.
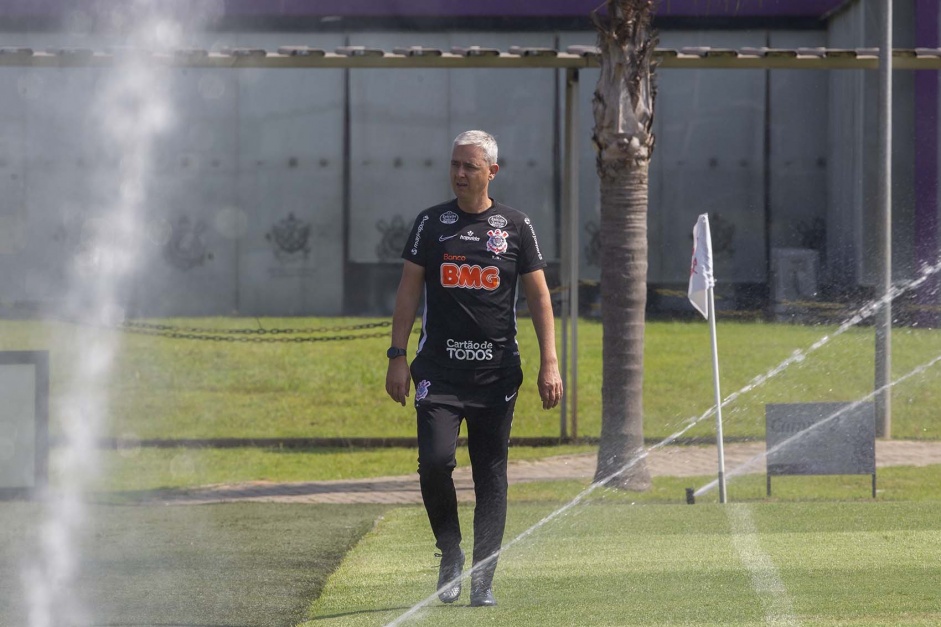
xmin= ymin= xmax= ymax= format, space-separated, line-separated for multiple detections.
xmin=93 ymin=623 xmax=255 ymax=626
xmin=107 ymin=478 xmax=425 ymax=504
xmin=308 ymin=606 xmax=425 ymax=620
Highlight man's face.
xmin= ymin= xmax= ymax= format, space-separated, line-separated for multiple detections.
xmin=450 ymin=144 xmax=497 ymax=203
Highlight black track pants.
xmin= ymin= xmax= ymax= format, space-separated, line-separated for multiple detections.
xmin=410 ymin=358 xmax=523 ymax=567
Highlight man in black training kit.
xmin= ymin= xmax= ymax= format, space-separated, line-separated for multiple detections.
xmin=385 ymin=130 xmax=563 ymax=607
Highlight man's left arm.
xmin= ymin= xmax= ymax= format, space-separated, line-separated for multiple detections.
xmin=521 ymin=270 xmax=563 ymax=410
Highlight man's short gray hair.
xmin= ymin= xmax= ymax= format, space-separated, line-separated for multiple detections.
xmin=453 ymin=130 xmax=498 ymax=166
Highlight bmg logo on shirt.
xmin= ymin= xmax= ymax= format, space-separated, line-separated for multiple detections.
xmin=446 ymin=339 xmax=494 ymax=361
xmin=440 ymin=263 xmax=500 ymax=290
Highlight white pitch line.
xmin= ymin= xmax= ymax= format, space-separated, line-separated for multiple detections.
xmin=726 ymin=505 xmax=802 ymax=627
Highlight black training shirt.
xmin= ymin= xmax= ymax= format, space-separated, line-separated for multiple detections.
xmin=402 ymin=198 xmax=547 ymax=369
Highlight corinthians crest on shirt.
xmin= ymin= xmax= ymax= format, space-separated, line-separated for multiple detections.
xmin=486 ymin=229 xmax=508 ymax=255
xmin=415 ymin=380 xmax=431 ymax=403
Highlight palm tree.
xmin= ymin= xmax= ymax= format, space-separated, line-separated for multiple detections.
xmin=592 ymin=0 xmax=657 ymax=491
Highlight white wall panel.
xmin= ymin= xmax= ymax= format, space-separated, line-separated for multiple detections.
xmin=768 ymin=31 xmax=828 ymax=258
xmin=0 ymin=67 xmax=31 ymax=304
xmin=128 ymin=66 xmax=240 ymax=316
xmin=557 ymin=32 xmax=601 ymax=286
xmin=21 ymin=65 xmax=103 ymax=311
xmin=827 ymin=7 xmax=867 ymax=286
xmin=235 ymin=32 xmax=346 ymax=315
xmin=348 ymin=33 xmax=451 ymax=264
xmin=654 ymin=31 xmax=768 ymax=285
xmin=449 ymin=32 xmax=559 ymax=261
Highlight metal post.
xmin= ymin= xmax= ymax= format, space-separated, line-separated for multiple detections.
xmin=559 ymin=69 xmax=571 ymax=440
xmin=707 ymin=289 xmax=727 ymax=504
xmin=559 ymin=283 xmax=569 ymax=440
xmin=564 ymin=67 xmax=580 ymax=440
xmin=875 ymin=1 xmax=892 ymax=438
xmin=559 ymin=205 xmax=569 ymax=439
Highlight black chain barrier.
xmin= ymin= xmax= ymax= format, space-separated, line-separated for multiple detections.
xmin=102 ymin=276 xmax=941 ymax=343
xmin=119 ymin=320 xmax=394 ymax=343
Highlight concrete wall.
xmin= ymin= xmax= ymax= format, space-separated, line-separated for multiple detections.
xmin=0 ymin=23 xmax=862 ymax=317
xmin=0 ymin=29 xmax=350 ymax=316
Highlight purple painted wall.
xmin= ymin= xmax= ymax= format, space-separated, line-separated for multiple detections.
xmin=0 ymin=0 xmax=848 ymax=19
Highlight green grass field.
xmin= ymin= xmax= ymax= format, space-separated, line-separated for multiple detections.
xmin=4 ymin=317 xmax=941 ymax=443
xmin=1 ymin=317 xmax=940 ymax=491
xmin=3 ymin=472 xmax=940 ymax=627
xmin=2 ymin=317 xmax=941 ymax=626
xmin=304 ymin=499 xmax=941 ymax=626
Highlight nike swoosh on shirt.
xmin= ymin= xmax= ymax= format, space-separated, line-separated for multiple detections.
xmin=505 ymin=392 xmax=518 ymax=402
xmin=438 ymin=234 xmax=458 ymax=241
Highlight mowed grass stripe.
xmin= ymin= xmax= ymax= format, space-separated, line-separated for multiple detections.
xmin=748 ymin=504 xmax=941 ymax=624
xmin=307 ymin=503 xmax=761 ymax=626
xmin=305 ymin=502 xmax=941 ymax=627
xmin=725 ymin=504 xmax=800 ymax=626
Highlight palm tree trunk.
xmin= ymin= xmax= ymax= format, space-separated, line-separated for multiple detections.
xmin=592 ymin=0 xmax=657 ymax=490
xmin=595 ymin=162 xmax=650 ymax=490
xmin=595 ymin=166 xmax=651 ymax=489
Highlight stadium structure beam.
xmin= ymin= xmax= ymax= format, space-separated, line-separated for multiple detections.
xmin=2 ymin=46 xmax=941 ymax=70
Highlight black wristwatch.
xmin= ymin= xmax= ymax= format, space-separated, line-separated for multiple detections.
xmin=387 ymin=347 xmax=407 ymax=359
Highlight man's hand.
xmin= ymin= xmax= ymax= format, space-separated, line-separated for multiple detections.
xmin=521 ymin=270 xmax=563 ymax=410
xmin=385 ymin=260 xmax=423 ymax=407
xmin=537 ymin=361 xmax=563 ymax=410
xmin=385 ymin=358 xmax=411 ymax=406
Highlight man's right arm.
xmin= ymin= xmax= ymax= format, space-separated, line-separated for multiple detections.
xmin=385 ymin=259 xmax=425 ymax=406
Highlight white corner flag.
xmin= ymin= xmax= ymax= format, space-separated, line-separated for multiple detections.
xmin=688 ymin=214 xmax=714 ymax=320
xmin=688 ymin=213 xmax=727 ymax=504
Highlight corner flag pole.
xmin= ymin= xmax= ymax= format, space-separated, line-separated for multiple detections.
xmin=688 ymin=214 xmax=727 ymax=503
xmin=707 ymin=282 xmax=727 ymax=504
